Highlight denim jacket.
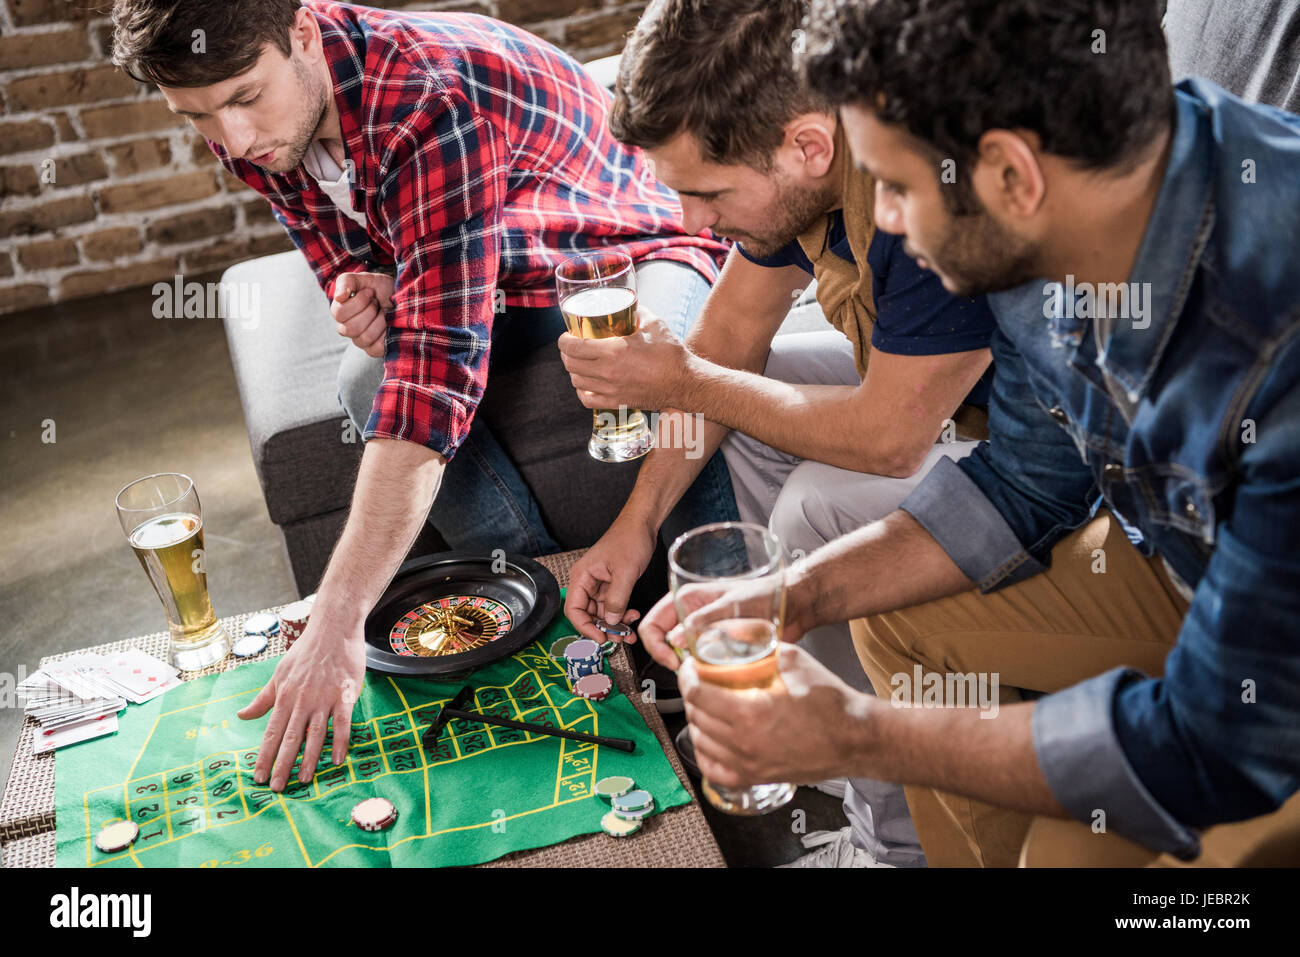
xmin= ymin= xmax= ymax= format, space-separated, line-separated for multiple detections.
xmin=899 ymin=79 xmax=1300 ymax=858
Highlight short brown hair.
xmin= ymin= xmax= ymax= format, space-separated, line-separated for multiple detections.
xmin=111 ymin=0 xmax=303 ymax=87
xmin=609 ymin=0 xmax=832 ymax=169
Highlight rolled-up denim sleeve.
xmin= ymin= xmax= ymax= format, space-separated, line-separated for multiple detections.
xmin=900 ymin=326 xmax=1100 ymax=591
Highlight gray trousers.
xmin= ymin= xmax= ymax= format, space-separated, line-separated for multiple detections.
xmin=720 ymin=330 xmax=979 ymax=867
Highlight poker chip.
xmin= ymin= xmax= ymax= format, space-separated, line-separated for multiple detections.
xmin=279 ymin=599 xmax=314 ymax=646
xmin=351 ymin=797 xmax=398 ymax=832
xmin=232 ymin=633 xmax=268 ymax=658
xmin=595 ymin=620 xmax=632 ymax=639
xmin=600 ymin=809 xmax=642 ymax=838
xmin=600 ymin=640 xmax=616 ymax=657
xmin=243 ymin=612 xmax=280 ymax=637
xmin=575 ymin=673 xmax=613 ymax=702
xmin=613 ymin=801 xmax=655 ymax=821
xmin=95 ymin=820 xmax=139 ymax=853
xmin=565 ymin=638 xmax=601 ymax=659
xmin=594 ymin=776 xmax=635 ymax=802
xmin=549 ymin=635 xmax=582 ymax=660
xmin=612 ymin=789 xmax=654 ymax=813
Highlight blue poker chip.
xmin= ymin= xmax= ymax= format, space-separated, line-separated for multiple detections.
xmin=243 ymin=612 xmax=280 ymax=637
xmin=594 ymin=620 xmax=632 ymax=639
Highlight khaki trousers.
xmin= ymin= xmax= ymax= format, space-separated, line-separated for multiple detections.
xmin=850 ymin=512 xmax=1298 ymax=867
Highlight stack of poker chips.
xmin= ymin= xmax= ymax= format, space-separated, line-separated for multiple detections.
xmin=278 ymin=593 xmax=316 ymax=647
xmin=563 ymin=639 xmax=604 ymax=684
xmin=594 ymin=776 xmax=652 ymax=838
xmin=233 ymin=612 xmax=279 ymax=658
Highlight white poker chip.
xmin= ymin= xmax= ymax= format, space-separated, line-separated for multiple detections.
xmin=243 ymin=612 xmax=280 ymax=637
xmin=232 ymin=633 xmax=268 ymax=658
xmin=95 ymin=820 xmax=139 ymax=853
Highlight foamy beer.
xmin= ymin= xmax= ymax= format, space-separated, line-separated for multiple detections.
xmin=555 ymin=250 xmax=654 ymax=462
xmin=116 ymin=473 xmax=230 ymax=670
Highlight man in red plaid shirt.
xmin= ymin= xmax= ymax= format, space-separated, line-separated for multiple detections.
xmin=112 ymin=0 xmax=734 ymax=787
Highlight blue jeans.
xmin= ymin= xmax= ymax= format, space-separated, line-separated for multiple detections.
xmin=336 ymin=260 xmax=738 ymax=556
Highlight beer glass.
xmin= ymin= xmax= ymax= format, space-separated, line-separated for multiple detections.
xmin=555 ymin=250 xmax=655 ymax=462
xmin=669 ymin=522 xmax=795 ymax=815
xmin=115 ymin=473 xmax=230 ymax=670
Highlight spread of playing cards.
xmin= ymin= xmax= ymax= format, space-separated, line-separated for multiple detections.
xmin=18 ymin=650 xmax=181 ymax=755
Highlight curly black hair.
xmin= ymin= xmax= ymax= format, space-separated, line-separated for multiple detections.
xmin=802 ymin=0 xmax=1173 ymax=208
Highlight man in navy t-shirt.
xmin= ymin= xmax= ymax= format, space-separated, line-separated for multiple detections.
xmin=554 ymin=0 xmax=994 ymax=867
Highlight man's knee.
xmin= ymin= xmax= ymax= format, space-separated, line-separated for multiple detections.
xmin=337 ymin=347 xmax=385 ymax=430
xmin=769 ymin=463 xmax=839 ymax=560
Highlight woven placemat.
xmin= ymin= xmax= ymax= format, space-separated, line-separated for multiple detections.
xmin=0 ymin=550 xmax=723 ymax=867
xmin=0 ymin=830 xmax=52 ymax=869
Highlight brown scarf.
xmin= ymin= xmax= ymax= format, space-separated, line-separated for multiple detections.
xmin=795 ymin=125 xmax=876 ymax=380
xmin=795 ymin=127 xmax=989 ymax=442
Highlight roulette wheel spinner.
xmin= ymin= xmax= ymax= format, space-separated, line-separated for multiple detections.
xmin=364 ymin=551 xmax=561 ymax=676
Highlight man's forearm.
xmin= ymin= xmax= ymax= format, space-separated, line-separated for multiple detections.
xmin=681 ymin=358 xmax=876 ymax=468
xmin=313 ymin=438 xmax=445 ymax=624
xmin=845 ymin=696 xmax=1068 ymax=818
xmin=790 ymin=509 xmax=974 ymax=630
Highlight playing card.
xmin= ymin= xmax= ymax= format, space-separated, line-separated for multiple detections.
xmin=33 ymin=713 xmax=119 ymax=754
xmin=125 ymin=674 xmax=183 ymax=705
xmin=102 ymin=649 xmax=179 ymax=698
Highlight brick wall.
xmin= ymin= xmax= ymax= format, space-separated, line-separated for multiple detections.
xmin=0 ymin=0 xmax=647 ymax=316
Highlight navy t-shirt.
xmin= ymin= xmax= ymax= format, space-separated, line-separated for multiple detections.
xmin=738 ymin=211 xmax=994 ymax=405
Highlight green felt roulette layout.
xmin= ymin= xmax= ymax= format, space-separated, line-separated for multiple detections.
xmin=54 ymin=583 xmax=689 ymax=868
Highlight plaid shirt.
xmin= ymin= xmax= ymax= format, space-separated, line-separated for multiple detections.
xmin=213 ymin=2 xmax=729 ymax=458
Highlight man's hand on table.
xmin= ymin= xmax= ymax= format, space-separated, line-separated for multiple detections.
xmin=680 ymin=642 xmax=874 ymax=788
xmin=564 ymin=518 xmax=658 ymax=644
xmin=332 ymin=271 xmax=395 ymax=358
xmin=558 ymin=307 xmax=694 ymax=411
xmin=236 ymin=601 xmax=367 ymax=791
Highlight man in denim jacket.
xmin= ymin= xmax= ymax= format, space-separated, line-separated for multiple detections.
xmin=634 ymin=0 xmax=1300 ymax=865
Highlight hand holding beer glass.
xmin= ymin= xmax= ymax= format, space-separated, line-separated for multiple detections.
xmin=669 ymin=522 xmax=796 ymax=815
xmin=115 ymin=472 xmax=230 ymax=670
xmin=555 ymin=250 xmax=655 ymax=462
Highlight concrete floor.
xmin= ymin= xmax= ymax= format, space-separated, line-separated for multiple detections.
xmin=0 ymin=275 xmax=844 ymax=867
xmin=0 ymin=274 xmax=298 ymax=801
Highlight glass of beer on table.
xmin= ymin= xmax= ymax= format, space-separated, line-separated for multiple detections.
xmin=555 ymin=249 xmax=655 ymax=462
xmin=115 ymin=473 xmax=230 ymax=670
xmin=668 ymin=522 xmax=796 ymax=815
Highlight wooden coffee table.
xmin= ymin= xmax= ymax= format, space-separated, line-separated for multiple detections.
xmin=0 ymin=551 xmax=724 ymax=867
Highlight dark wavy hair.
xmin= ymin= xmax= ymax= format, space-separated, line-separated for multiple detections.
xmin=112 ymin=0 xmax=303 ymax=86
xmin=802 ymin=0 xmax=1173 ymax=211
xmin=610 ymin=0 xmax=834 ymax=169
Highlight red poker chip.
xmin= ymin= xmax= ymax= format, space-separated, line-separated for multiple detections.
xmin=575 ymin=673 xmax=613 ymax=701
xmin=351 ymin=797 xmax=398 ymax=832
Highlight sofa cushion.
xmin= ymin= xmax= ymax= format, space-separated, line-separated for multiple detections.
xmin=221 ymin=251 xmax=361 ymax=525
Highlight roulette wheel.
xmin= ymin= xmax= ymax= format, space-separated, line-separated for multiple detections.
xmin=364 ymin=551 xmax=561 ymax=677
